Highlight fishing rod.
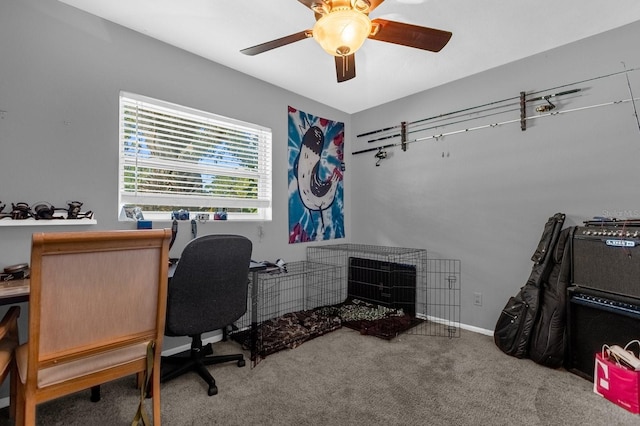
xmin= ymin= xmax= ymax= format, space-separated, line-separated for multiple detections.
xmin=365 ymin=106 xmax=522 ymax=144
xmin=622 ymin=62 xmax=640 ymax=134
xmin=352 ymin=96 xmax=640 ymax=157
xmin=356 ymin=93 xmax=520 ymax=139
xmin=366 ymin=89 xmax=581 ymax=144
xmin=357 ymin=67 xmax=638 ymax=140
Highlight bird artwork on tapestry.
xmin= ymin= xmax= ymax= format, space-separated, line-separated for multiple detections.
xmin=288 ymin=106 xmax=345 ymax=243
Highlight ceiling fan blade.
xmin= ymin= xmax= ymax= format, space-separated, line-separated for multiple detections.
xmin=240 ymin=30 xmax=311 ymax=56
xmin=297 ymin=0 xmax=320 ymax=10
xmin=369 ymin=18 xmax=452 ymax=52
xmin=335 ymin=54 xmax=356 ymax=83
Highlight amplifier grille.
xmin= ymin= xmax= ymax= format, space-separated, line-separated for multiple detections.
xmin=572 ymin=229 xmax=640 ymax=298
xmin=567 ymin=287 xmax=640 ymax=380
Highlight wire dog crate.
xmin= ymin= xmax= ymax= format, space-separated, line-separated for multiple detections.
xmin=306 ymin=244 xmax=461 ymax=338
xmin=246 ymin=260 xmax=343 ymax=323
xmin=231 ymin=245 xmax=461 ymax=365
xmin=232 ymin=261 xmax=343 ymax=364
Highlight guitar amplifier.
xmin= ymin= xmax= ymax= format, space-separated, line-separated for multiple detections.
xmin=567 ymin=286 xmax=640 ymax=380
xmin=572 ymin=226 xmax=640 ymax=299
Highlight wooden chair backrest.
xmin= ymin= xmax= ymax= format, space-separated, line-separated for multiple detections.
xmin=28 ymin=229 xmax=170 ymax=370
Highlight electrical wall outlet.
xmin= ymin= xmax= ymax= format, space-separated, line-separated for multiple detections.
xmin=195 ymin=213 xmax=209 ymax=221
xmin=473 ymin=292 xmax=483 ymax=306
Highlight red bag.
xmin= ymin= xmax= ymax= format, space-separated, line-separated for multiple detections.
xmin=593 ymin=343 xmax=640 ymax=414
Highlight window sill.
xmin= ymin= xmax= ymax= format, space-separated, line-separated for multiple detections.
xmin=0 ymin=218 xmax=97 ymax=227
xmin=118 ymin=218 xmax=270 ymax=224
xmin=119 ymin=214 xmax=270 ymax=223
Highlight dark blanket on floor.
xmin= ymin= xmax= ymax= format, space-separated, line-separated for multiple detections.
xmin=231 ymin=307 xmax=342 ymax=359
xmin=231 ymin=299 xmax=421 ymax=359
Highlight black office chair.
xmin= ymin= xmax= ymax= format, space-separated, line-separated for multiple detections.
xmin=161 ymin=234 xmax=252 ymax=396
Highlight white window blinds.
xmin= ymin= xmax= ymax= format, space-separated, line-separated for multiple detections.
xmin=118 ymin=92 xmax=272 ymax=220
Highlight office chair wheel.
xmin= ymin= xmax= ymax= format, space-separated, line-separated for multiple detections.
xmin=208 ymin=384 xmax=218 ymax=396
xmin=237 ymin=359 xmax=246 ymax=367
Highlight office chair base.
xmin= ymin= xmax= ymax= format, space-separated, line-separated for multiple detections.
xmin=161 ymin=339 xmax=245 ymax=396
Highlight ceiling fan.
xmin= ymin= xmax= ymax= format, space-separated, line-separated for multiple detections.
xmin=240 ymin=0 xmax=452 ymax=83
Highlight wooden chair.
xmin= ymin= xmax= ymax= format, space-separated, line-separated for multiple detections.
xmin=0 ymin=306 xmax=20 ymax=420
xmin=14 ymin=229 xmax=171 ymax=425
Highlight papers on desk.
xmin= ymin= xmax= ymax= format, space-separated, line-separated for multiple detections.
xmin=252 ymin=260 xmax=287 ymax=274
xmin=250 ymin=260 xmax=266 ymax=270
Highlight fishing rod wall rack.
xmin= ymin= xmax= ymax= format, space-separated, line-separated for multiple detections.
xmin=353 ymin=66 xmax=639 ymax=166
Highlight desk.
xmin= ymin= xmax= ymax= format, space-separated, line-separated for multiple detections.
xmin=0 ymin=280 xmax=107 ymax=403
xmin=3 ymin=260 xmax=266 ymax=305
xmin=1 ymin=262 xmax=265 ymax=402
xmin=0 ymin=279 xmax=29 ymax=305
xmin=168 ymin=260 xmax=266 ymax=278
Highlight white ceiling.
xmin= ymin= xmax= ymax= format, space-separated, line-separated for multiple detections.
xmin=58 ymin=0 xmax=640 ymax=114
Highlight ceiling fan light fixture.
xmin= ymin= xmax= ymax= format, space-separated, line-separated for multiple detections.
xmin=312 ymin=9 xmax=372 ymax=56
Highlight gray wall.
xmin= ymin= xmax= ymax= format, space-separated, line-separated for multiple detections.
xmin=350 ymin=21 xmax=640 ymax=331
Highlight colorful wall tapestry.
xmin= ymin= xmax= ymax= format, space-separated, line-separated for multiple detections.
xmin=288 ymin=106 xmax=345 ymax=243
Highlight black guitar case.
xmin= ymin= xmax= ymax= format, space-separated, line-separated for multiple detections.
xmin=494 ymin=213 xmax=566 ymax=358
xmin=528 ymin=226 xmax=575 ymax=368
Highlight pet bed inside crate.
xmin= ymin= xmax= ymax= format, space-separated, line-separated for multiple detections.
xmin=231 ymin=298 xmax=420 ymax=360
xmin=339 ymin=298 xmax=422 ymax=339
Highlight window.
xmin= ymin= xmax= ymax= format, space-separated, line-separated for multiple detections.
xmin=118 ymin=92 xmax=272 ymax=221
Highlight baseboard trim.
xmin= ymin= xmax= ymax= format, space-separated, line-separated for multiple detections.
xmin=459 ymin=322 xmax=494 ymax=337
xmin=416 ymin=313 xmax=494 ymax=337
